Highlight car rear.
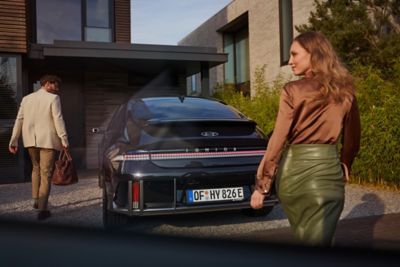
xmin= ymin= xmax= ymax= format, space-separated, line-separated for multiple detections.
xmin=102 ymin=97 xmax=277 ymax=224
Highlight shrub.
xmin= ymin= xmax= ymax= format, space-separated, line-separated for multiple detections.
xmin=351 ymin=63 xmax=400 ymax=187
xmin=213 ymin=65 xmax=282 ymax=134
xmin=214 ymin=63 xmax=400 ymax=188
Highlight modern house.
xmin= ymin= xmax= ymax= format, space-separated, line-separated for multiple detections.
xmin=179 ymin=0 xmax=315 ymax=96
xmin=0 ymin=0 xmax=227 ymax=182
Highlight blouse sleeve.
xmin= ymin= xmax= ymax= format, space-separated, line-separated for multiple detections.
xmin=340 ymin=96 xmax=361 ymax=172
xmin=255 ymin=84 xmax=294 ymax=194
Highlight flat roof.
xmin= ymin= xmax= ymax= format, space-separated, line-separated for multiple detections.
xmin=29 ymin=41 xmax=227 ymax=76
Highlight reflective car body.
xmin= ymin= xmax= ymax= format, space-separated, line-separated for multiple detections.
xmin=98 ymin=96 xmax=278 ymax=226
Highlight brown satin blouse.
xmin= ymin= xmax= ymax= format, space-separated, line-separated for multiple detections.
xmin=256 ymin=77 xmax=361 ymax=194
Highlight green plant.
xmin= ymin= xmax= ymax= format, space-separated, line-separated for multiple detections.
xmin=351 ymin=63 xmax=400 ymax=187
xmin=214 ymin=63 xmax=400 ymax=188
xmin=297 ymin=0 xmax=400 ymax=79
xmin=213 ymin=65 xmax=282 ymax=134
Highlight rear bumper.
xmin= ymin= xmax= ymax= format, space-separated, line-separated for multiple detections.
xmin=112 ymin=198 xmax=278 ymax=216
xmin=108 ymin=179 xmax=278 ymax=217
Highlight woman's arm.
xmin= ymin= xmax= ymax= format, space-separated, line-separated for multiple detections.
xmin=341 ymin=96 xmax=361 ymax=173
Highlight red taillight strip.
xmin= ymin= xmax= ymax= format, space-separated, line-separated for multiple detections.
xmin=118 ymin=150 xmax=265 ymax=161
xmin=121 ymin=154 xmax=150 ymax=161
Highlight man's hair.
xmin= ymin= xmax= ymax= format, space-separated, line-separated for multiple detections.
xmin=40 ymin=75 xmax=62 ymax=86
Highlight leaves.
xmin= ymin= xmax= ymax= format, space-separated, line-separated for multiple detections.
xmin=215 ymin=61 xmax=400 ymax=187
xmin=296 ymin=0 xmax=400 ymax=186
xmin=296 ymin=0 xmax=400 ymax=78
xmin=213 ymin=65 xmax=282 ymax=135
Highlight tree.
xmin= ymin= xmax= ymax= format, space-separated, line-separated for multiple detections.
xmin=296 ymin=0 xmax=400 ymax=78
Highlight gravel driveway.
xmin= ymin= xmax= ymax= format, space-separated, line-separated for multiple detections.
xmin=0 ymin=174 xmax=399 ymax=239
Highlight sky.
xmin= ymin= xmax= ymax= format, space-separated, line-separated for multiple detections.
xmin=131 ymin=0 xmax=232 ymax=45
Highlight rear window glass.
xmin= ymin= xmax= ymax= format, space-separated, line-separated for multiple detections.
xmin=129 ymin=98 xmax=244 ymax=120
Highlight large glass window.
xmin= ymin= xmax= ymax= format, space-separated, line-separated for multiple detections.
xmin=36 ymin=0 xmax=112 ymax=44
xmin=279 ymin=0 xmax=293 ymax=65
xmin=223 ymin=28 xmax=250 ymax=95
xmin=235 ymin=29 xmax=249 ymax=85
xmin=0 ymin=57 xmax=18 ymax=119
xmin=0 ymin=55 xmax=22 ymax=180
xmin=187 ymin=73 xmax=201 ymax=95
xmin=85 ymin=0 xmax=112 ymax=42
xmin=223 ymin=34 xmax=235 ymax=84
xmin=36 ymin=0 xmax=82 ymax=44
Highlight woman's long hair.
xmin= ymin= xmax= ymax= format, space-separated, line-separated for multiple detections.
xmin=294 ymin=31 xmax=355 ymax=103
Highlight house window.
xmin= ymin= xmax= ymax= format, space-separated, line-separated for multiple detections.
xmin=279 ymin=0 xmax=293 ymax=65
xmin=0 ymin=55 xmax=23 ymax=180
xmin=0 ymin=56 xmax=18 ymax=120
xmin=36 ymin=0 xmax=82 ymax=44
xmin=85 ymin=0 xmax=112 ymax=42
xmin=223 ymin=28 xmax=250 ymax=95
xmin=35 ymin=0 xmax=112 ymax=44
xmin=187 ymin=73 xmax=200 ymax=95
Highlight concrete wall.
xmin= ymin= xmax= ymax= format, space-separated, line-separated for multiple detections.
xmin=179 ymin=0 xmax=316 ymax=96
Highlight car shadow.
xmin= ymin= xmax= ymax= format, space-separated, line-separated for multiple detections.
xmin=122 ymin=203 xmax=288 ymax=238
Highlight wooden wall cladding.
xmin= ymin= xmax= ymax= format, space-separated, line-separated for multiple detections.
xmin=0 ymin=0 xmax=27 ymax=53
xmin=114 ymin=0 xmax=131 ymax=43
xmin=84 ymin=72 xmax=133 ymax=169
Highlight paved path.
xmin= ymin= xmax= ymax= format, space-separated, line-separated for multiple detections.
xmin=239 ymin=213 xmax=400 ymax=251
xmin=0 ymin=172 xmax=400 ymax=250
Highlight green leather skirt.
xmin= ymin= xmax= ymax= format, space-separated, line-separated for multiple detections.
xmin=276 ymin=144 xmax=344 ymax=246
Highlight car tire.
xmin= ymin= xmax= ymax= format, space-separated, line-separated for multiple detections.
xmin=242 ymin=206 xmax=274 ymax=217
xmin=102 ymin=188 xmax=128 ymax=229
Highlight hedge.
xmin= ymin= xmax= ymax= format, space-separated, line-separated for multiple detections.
xmin=213 ymin=64 xmax=400 ymax=188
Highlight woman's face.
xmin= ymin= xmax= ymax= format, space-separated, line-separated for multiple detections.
xmin=288 ymin=41 xmax=311 ymax=76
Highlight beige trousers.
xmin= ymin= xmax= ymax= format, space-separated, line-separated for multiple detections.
xmin=27 ymin=147 xmax=56 ymax=211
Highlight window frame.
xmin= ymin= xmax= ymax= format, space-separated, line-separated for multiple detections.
xmin=83 ymin=0 xmax=114 ymax=42
xmin=279 ymin=0 xmax=293 ymax=66
xmin=31 ymin=0 xmax=114 ymax=44
xmin=0 ymin=53 xmax=25 ymax=181
xmin=223 ymin=27 xmax=250 ymax=95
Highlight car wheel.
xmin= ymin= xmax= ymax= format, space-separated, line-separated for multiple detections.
xmin=102 ymin=188 xmax=128 ymax=229
xmin=242 ymin=206 xmax=274 ymax=217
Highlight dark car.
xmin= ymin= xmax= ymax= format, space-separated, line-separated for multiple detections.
xmin=97 ymin=96 xmax=278 ymax=227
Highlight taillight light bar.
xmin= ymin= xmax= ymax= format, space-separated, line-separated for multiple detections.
xmin=114 ymin=150 xmax=265 ymax=161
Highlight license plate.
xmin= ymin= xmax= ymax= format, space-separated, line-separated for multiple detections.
xmin=187 ymin=187 xmax=244 ymax=203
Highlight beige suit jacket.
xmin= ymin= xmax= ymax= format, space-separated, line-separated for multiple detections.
xmin=9 ymin=88 xmax=69 ymax=151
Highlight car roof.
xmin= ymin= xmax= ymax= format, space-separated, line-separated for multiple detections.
xmin=140 ymin=96 xmax=222 ymax=103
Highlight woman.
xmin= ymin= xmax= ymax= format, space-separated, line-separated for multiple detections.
xmin=250 ymin=31 xmax=361 ymax=246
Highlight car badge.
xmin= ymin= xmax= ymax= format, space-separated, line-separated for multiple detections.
xmin=200 ymin=131 xmax=219 ymax=137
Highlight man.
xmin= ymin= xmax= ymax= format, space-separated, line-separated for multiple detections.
xmin=9 ymin=74 xmax=69 ymax=220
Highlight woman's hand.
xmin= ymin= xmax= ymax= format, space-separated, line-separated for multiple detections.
xmin=250 ymin=190 xmax=266 ymax=209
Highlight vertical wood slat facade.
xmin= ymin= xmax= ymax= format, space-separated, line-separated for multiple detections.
xmin=0 ymin=0 xmax=27 ymax=53
xmin=114 ymin=0 xmax=131 ymax=43
xmin=84 ymin=72 xmax=133 ymax=169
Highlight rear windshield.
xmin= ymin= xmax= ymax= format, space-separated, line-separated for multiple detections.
xmin=129 ymin=98 xmax=244 ymax=121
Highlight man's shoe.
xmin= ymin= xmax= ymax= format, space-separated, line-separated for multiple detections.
xmin=33 ymin=200 xmax=38 ymax=209
xmin=37 ymin=210 xmax=51 ymax=221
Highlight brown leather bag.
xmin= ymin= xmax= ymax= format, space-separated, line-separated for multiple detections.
xmin=52 ymin=148 xmax=78 ymax=185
